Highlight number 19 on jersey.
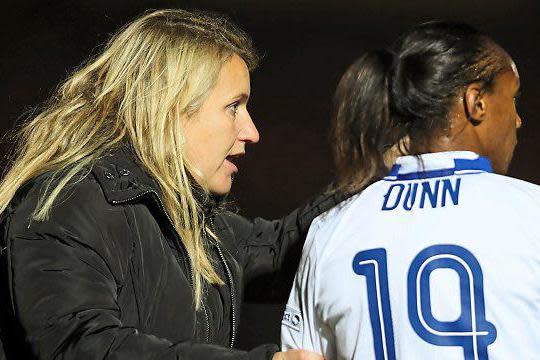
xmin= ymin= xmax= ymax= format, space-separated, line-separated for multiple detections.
xmin=352 ymin=245 xmax=497 ymax=360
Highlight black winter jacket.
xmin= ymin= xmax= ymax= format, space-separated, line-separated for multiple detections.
xmin=0 ymin=150 xmax=344 ymax=360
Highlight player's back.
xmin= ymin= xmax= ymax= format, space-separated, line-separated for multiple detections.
xmin=281 ymin=151 xmax=540 ymax=360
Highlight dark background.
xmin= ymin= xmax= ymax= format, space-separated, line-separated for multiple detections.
xmin=3 ymin=0 xmax=539 ymax=350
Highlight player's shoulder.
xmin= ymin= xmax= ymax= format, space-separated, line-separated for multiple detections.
xmin=490 ymin=172 xmax=540 ymax=190
xmin=310 ymin=192 xmax=360 ymax=229
xmin=305 ymin=184 xmax=383 ymax=262
xmin=310 ymin=180 xmax=386 ymax=228
xmin=476 ymin=172 xmax=540 ymax=204
xmin=301 ymin=193 xmax=356 ymax=260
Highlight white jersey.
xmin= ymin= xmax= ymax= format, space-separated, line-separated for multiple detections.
xmin=281 ymin=151 xmax=540 ymax=360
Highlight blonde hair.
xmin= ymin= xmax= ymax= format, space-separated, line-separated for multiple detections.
xmin=0 ymin=9 xmax=258 ymax=308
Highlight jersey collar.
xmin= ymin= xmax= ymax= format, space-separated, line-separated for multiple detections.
xmin=384 ymin=151 xmax=493 ymax=181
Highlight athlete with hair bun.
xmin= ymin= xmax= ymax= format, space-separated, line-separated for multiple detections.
xmin=282 ymin=22 xmax=532 ymax=359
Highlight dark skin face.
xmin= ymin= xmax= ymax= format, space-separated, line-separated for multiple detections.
xmin=424 ymin=59 xmax=522 ymax=174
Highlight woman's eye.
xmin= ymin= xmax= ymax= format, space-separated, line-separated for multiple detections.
xmin=227 ymin=102 xmax=240 ymax=117
xmin=513 ymin=91 xmax=521 ymax=107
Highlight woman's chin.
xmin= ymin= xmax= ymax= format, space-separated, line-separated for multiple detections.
xmin=208 ymin=176 xmax=232 ymax=196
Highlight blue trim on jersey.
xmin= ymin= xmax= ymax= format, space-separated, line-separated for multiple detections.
xmin=385 ymin=156 xmax=492 ymax=181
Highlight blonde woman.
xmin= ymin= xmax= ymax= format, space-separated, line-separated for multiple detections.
xmin=0 ymin=9 xmax=338 ymax=360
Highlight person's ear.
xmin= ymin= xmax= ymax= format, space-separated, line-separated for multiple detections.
xmin=464 ymin=82 xmax=487 ymax=125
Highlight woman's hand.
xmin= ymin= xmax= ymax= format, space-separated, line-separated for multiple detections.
xmin=272 ymin=350 xmax=324 ymax=360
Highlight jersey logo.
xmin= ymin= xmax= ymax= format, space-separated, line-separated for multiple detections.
xmin=282 ymin=305 xmax=303 ymax=332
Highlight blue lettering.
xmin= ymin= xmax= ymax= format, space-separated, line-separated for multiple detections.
xmin=403 ymin=183 xmax=418 ymax=211
xmin=382 ymin=184 xmax=405 ymax=211
xmin=442 ymin=178 xmax=461 ymax=207
xmin=420 ymin=180 xmax=440 ymax=209
xmin=382 ymin=178 xmax=461 ymax=211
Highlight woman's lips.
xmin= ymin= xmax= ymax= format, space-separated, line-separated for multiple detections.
xmin=225 ymin=156 xmax=239 ymax=173
xmin=225 ymin=153 xmax=245 ymax=173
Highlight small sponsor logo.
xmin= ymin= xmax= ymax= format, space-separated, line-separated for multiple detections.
xmin=282 ymin=306 xmax=302 ymax=332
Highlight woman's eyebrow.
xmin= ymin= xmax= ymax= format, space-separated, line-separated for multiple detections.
xmin=228 ymin=92 xmax=249 ymax=102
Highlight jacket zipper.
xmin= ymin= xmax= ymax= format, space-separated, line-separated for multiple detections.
xmin=113 ymin=191 xmax=229 ymax=346
xmin=212 ymin=233 xmax=237 ymax=349
xmin=112 ymin=191 xmax=218 ymax=341
xmin=201 ymin=300 xmax=210 ymax=343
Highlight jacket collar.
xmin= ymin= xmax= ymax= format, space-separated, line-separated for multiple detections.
xmin=92 ymin=148 xmax=160 ymax=204
xmin=91 ymin=148 xmax=227 ymax=217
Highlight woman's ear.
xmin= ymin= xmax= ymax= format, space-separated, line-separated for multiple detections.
xmin=464 ymin=82 xmax=487 ymax=125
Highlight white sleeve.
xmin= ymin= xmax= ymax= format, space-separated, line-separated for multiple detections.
xmin=280 ymin=219 xmax=330 ymax=356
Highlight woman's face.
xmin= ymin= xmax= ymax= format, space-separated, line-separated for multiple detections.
xmin=478 ymin=61 xmax=522 ymax=174
xmin=182 ymin=54 xmax=259 ymax=195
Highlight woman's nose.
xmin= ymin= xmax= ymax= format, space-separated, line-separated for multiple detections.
xmin=239 ymin=112 xmax=260 ymax=144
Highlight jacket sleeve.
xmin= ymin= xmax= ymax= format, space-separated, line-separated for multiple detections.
xmin=4 ymin=203 xmax=278 ymax=360
xmin=220 ymin=190 xmax=350 ymax=301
